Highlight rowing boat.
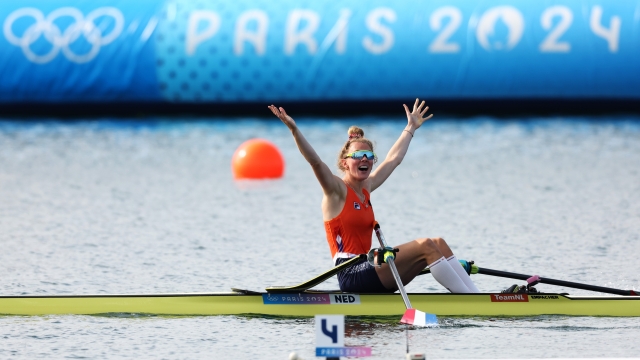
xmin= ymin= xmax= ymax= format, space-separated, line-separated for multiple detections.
xmin=3 ymin=257 xmax=637 ymax=317
xmin=1 ymin=290 xmax=639 ymax=317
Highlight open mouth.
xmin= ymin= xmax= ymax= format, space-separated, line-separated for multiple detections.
xmin=358 ymin=165 xmax=369 ymax=172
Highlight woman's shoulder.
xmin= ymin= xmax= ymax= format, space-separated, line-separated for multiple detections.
xmin=322 ymin=176 xmax=350 ymax=221
xmin=324 ymin=175 xmax=349 ymax=199
xmin=362 ymin=179 xmax=373 ymax=195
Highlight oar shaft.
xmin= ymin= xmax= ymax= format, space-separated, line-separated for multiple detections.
xmin=387 ymin=258 xmax=412 ymax=308
xmin=478 ymin=267 xmax=635 ymax=296
xmin=373 ymin=224 xmax=412 ymax=309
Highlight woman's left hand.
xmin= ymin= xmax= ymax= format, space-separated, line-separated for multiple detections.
xmin=403 ymin=98 xmax=433 ymax=129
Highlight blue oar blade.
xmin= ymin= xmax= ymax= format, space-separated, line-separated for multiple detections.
xmin=400 ymin=309 xmax=438 ymax=327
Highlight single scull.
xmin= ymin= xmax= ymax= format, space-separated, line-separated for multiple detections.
xmin=2 ymin=258 xmax=638 ymax=317
xmin=1 ymin=291 xmax=639 ymax=317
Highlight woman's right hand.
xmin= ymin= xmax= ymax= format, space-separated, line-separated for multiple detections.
xmin=269 ymin=106 xmax=342 ymax=207
xmin=268 ymin=105 xmax=297 ymax=132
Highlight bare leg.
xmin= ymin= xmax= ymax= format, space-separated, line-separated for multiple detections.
xmin=374 ymin=237 xmax=475 ymax=292
xmin=430 ymin=237 xmax=454 ymax=258
xmin=374 ymin=237 xmax=445 ymax=289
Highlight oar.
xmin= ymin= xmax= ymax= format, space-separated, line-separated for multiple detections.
xmin=418 ymin=261 xmax=638 ymax=296
xmin=475 ymin=266 xmax=638 ymax=296
xmin=373 ymin=222 xmax=438 ymax=326
xmin=265 ymin=254 xmax=366 ymax=293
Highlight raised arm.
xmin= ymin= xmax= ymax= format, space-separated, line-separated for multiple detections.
xmin=369 ymin=99 xmax=433 ymax=191
xmin=268 ymin=105 xmax=343 ymax=196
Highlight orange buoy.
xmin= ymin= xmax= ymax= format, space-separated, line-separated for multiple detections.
xmin=232 ymin=138 xmax=285 ymax=179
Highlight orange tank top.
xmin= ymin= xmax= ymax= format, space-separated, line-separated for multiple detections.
xmin=324 ymin=183 xmax=376 ymax=263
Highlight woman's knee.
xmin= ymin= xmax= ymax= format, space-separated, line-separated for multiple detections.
xmin=429 ymin=237 xmax=454 ymax=257
xmin=417 ymin=237 xmax=445 ymax=245
xmin=416 ymin=238 xmax=441 ymax=254
xmin=415 ymin=238 xmax=444 ymax=264
xmin=431 ymin=237 xmax=447 ymax=248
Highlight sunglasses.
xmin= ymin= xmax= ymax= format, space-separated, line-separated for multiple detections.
xmin=345 ymin=150 xmax=376 ymax=160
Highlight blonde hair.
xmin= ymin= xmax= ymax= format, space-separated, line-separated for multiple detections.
xmin=337 ymin=126 xmax=375 ymax=171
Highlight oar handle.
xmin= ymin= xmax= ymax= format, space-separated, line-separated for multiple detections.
xmin=373 ymin=222 xmax=385 ymax=245
xmin=478 ymin=267 xmax=638 ymax=296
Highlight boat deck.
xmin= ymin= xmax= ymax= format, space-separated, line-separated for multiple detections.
xmin=1 ymin=292 xmax=639 ymax=317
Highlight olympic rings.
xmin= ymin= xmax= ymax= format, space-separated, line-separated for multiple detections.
xmin=3 ymin=7 xmax=124 ymax=64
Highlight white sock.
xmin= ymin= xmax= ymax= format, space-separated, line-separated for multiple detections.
xmin=447 ymin=255 xmax=480 ymax=293
xmin=428 ymin=257 xmax=471 ymax=293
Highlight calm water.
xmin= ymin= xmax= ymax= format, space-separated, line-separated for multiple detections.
xmin=0 ymin=117 xmax=639 ymax=359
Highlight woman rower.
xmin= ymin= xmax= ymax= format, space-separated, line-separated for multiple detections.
xmin=268 ymin=99 xmax=479 ymax=293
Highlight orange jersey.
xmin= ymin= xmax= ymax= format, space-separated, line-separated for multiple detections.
xmin=324 ymin=184 xmax=376 ymax=263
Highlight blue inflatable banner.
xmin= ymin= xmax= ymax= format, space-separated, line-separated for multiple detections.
xmin=1 ymin=0 xmax=639 ymax=103
xmin=0 ymin=0 xmax=160 ymax=102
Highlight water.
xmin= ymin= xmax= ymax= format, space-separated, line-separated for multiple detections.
xmin=0 ymin=117 xmax=639 ymax=359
